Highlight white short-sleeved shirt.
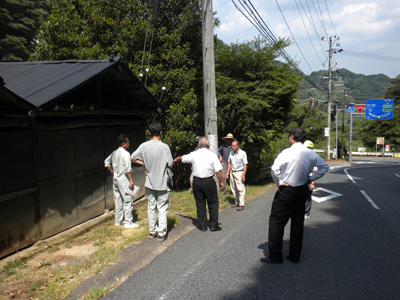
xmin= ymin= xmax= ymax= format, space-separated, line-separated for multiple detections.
xmin=182 ymin=148 xmax=222 ymax=178
xmin=228 ymin=148 xmax=248 ymax=171
xmin=104 ymin=147 xmax=132 ymax=187
xmin=271 ymin=142 xmax=329 ymax=187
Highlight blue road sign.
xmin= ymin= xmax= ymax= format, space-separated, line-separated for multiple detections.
xmin=345 ymin=106 xmax=355 ymax=112
xmin=366 ymin=99 xmax=394 ymax=119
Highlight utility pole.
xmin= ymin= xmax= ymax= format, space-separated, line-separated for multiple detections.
xmin=201 ymin=0 xmax=218 ymax=156
xmin=322 ymin=36 xmax=341 ymax=160
xmin=341 ymin=89 xmax=348 ymax=159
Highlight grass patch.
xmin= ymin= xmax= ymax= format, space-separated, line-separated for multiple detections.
xmin=83 ymin=284 xmax=111 ymax=300
xmin=1 ymin=184 xmax=271 ymax=300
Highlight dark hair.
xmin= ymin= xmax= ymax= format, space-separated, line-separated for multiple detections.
xmin=231 ymin=139 xmax=239 ymax=146
xmin=149 ymin=122 xmax=162 ymax=137
xmin=117 ymin=134 xmax=128 ymax=146
xmin=289 ymin=127 xmax=306 ymax=143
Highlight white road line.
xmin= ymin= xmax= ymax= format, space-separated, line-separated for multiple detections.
xmin=360 ymin=190 xmax=380 ymax=210
xmin=395 ymin=173 xmax=400 ymax=178
xmin=311 ymin=188 xmax=342 ymax=202
xmin=344 ymin=168 xmax=357 ymax=184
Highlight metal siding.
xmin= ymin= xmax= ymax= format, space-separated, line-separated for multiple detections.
xmin=75 ymin=128 xmax=104 ymax=173
xmin=37 ymin=131 xmax=75 ymax=181
xmin=39 ymin=177 xmax=77 ymax=239
xmin=0 ymin=131 xmax=35 ymax=195
xmin=0 ymin=193 xmax=37 ymax=258
xmin=77 ymin=170 xmax=105 ymax=222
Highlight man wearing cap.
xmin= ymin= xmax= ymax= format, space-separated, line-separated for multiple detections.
xmin=174 ymin=137 xmax=225 ymax=231
xmin=218 ymin=133 xmax=234 ymax=195
xmin=226 ymin=139 xmax=248 ymax=211
xmin=303 ymin=140 xmax=316 ymax=220
xmin=261 ymin=127 xmax=329 ymax=264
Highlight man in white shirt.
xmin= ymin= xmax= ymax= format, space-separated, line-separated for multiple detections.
xmin=261 ymin=127 xmax=329 ymax=264
xmin=174 ymin=137 xmax=225 ymax=232
xmin=226 ymin=139 xmax=248 ymax=211
xmin=104 ymin=135 xmax=139 ymax=229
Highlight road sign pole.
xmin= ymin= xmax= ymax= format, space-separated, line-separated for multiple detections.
xmin=349 ymin=110 xmax=353 ymax=162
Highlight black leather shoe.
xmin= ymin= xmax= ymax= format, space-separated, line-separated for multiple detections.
xmin=260 ymin=257 xmax=283 ymax=264
xmin=286 ymin=256 xmax=299 ymax=263
xmin=200 ymin=228 xmax=207 ymax=232
xmin=210 ymin=226 xmax=222 ymax=231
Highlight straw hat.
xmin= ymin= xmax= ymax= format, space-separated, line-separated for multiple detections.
xmin=222 ymin=133 xmax=234 ymax=141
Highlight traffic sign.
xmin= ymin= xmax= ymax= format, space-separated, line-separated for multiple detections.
xmin=345 ymin=106 xmax=355 ymax=112
xmin=366 ymin=99 xmax=394 ymax=119
xmin=355 ymin=104 xmax=365 ymax=113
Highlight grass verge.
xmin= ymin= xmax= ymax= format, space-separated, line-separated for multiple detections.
xmin=0 ymin=183 xmax=272 ymax=300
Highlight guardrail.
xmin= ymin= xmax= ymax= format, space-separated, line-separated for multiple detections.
xmin=314 ymin=149 xmax=396 ymax=157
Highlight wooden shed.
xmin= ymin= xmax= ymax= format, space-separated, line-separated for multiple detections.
xmin=0 ymin=58 xmax=160 ymax=258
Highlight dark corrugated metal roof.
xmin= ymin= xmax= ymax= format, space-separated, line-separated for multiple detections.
xmin=0 ymin=60 xmax=160 ymax=108
xmin=0 ymin=77 xmax=35 ymax=111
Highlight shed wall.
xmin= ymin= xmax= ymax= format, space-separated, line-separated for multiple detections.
xmin=0 ymin=125 xmax=146 ymax=258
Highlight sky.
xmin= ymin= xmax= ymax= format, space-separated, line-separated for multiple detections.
xmin=213 ymin=0 xmax=400 ymax=78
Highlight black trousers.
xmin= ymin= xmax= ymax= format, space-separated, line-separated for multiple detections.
xmin=193 ymin=176 xmax=219 ymax=230
xmin=268 ymin=184 xmax=309 ymax=262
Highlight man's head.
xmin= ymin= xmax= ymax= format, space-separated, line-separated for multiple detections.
xmin=231 ymin=139 xmax=240 ymax=153
xmin=288 ymin=127 xmax=306 ymax=145
xmin=117 ymin=134 xmax=130 ymax=150
xmin=222 ymin=133 xmax=234 ymax=146
xmin=199 ymin=137 xmax=210 ymax=149
xmin=149 ymin=122 xmax=162 ymax=137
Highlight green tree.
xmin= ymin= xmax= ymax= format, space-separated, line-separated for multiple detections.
xmin=215 ymin=37 xmax=302 ymax=183
xmin=0 ymin=0 xmax=47 ymax=61
xmin=31 ymin=0 xmax=203 ymax=188
xmin=359 ymin=75 xmax=400 ymax=151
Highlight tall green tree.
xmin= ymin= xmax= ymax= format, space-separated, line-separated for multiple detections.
xmin=0 ymin=0 xmax=47 ymax=61
xmin=215 ymin=37 xmax=302 ymax=182
xmin=31 ymin=0 xmax=203 ymax=188
xmin=359 ymin=75 xmax=400 ymax=151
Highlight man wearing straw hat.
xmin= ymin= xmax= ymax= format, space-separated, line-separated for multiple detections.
xmin=218 ymin=133 xmax=234 ymax=195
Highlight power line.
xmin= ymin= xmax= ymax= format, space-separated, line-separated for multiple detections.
xmin=275 ymin=0 xmax=314 ymax=73
xmin=341 ymin=50 xmax=400 ymax=62
xmin=295 ymin=0 xmax=323 ymax=65
xmin=299 ymin=0 xmax=326 ymax=59
xmin=230 ymin=0 xmax=327 ymax=95
xmin=324 ymin=0 xmax=338 ymax=37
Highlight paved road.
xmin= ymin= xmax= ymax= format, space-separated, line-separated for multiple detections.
xmin=104 ymin=158 xmax=400 ymax=300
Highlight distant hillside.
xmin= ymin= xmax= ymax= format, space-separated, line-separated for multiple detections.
xmin=298 ymin=68 xmax=392 ymax=104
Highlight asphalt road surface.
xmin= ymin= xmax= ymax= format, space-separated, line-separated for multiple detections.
xmin=104 ymin=158 xmax=400 ymax=300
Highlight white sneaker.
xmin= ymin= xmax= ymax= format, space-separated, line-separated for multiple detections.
xmin=115 ymin=223 xmax=122 ymax=226
xmin=124 ymin=223 xmax=139 ymax=229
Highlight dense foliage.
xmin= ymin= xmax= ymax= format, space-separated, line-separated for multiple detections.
xmin=358 ymin=75 xmax=400 ymax=151
xmin=0 ymin=0 xmax=47 ymax=61
xmin=32 ymin=0 xmax=203 ymax=188
xmin=215 ymin=38 xmax=302 ymax=182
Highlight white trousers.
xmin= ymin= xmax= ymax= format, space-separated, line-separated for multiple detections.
xmin=230 ymin=170 xmax=245 ymax=206
xmin=113 ymin=181 xmax=133 ymax=225
xmin=145 ymin=188 xmax=170 ymax=237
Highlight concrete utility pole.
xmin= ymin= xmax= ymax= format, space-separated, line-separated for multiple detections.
xmin=323 ymin=36 xmax=341 ymax=161
xmin=201 ymin=0 xmax=218 ymax=156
